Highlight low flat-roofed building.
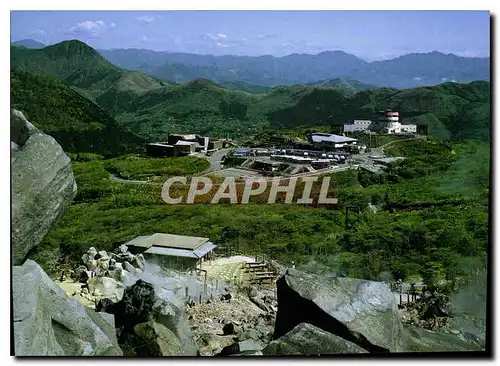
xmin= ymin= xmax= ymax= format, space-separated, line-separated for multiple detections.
xmin=308 ymin=133 xmax=358 ymax=149
xmin=208 ymin=139 xmax=224 ymax=151
xmin=175 ymin=140 xmax=198 ymax=155
xmin=233 ymin=147 xmax=252 ymax=157
xmin=344 ymin=120 xmax=373 ymax=133
xmin=125 ymin=233 xmax=217 ymax=271
xmin=168 ymin=133 xmax=198 ymax=145
xmin=146 ymin=143 xmax=178 ymax=157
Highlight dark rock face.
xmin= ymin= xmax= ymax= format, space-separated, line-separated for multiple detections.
xmin=97 ymin=279 xmax=198 ymax=356
xmin=97 ymin=279 xmax=156 ymax=335
xmin=263 ymin=323 xmax=368 ymax=355
xmin=13 ymin=260 xmax=122 ymax=356
xmin=274 ymin=269 xmax=402 ymax=353
xmin=222 ymin=322 xmax=238 ymax=335
xmin=11 ymin=109 xmax=77 ymax=265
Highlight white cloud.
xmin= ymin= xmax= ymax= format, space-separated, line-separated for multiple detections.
xmin=141 ymin=35 xmax=150 ymax=41
xmin=413 ymin=77 xmax=422 ymax=81
xmin=136 ymin=16 xmax=155 ymax=23
xmin=441 ymin=77 xmax=448 ymax=81
xmin=207 ymin=33 xmax=229 ymax=41
xmin=110 ymin=22 xmax=116 ymax=28
xmin=69 ymin=20 xmax=111 ymax=36
xmin=216 ymin=42 xmax=231 ymax=48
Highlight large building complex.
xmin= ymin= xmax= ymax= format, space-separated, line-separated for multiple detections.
xmin=343 ymin=109 xmax=417 ymax=134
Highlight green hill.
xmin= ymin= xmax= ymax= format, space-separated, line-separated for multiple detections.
xmin=266 ymin=81 xmax=491 ymax=141
xmin=11 ymin=39 xmax=168 ymax=110
xmin=11 ymin=68 xmax=145 ymax=156
xmin=11 ymin=40 xmax=490 ymax=143
xmin=305 ymin=77 xmax=377 ymax=93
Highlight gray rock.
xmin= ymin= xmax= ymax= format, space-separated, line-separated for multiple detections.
xmin=198 ymin=333 xmax=235 ymax=356
xmin=123 ymin=261 xmax=136 ymax=273
xmin=87 ymin=276 xmax=125 ymax=303
xmin=99 ymin=312 xmax=116 ymax=329
xmin=152 ymin=300 xmax=198 ymax=356
xmin=108 ymin=268 xmax=126 ymax=282
xmin=263 ymin=323 xmax=368 ymax=355
xmin=97 ymin=250 xmax=110 ymax=261
xmin=98 ymin=259 xmax=110 ymax=271
xmin=400 ymin=324 xmax=483 ymax=352
xmin=87 ymin=247 xmax=98 ymax=259
xmin=13 ymin=260 xmax=122 ymax=356
xmin=219 ymin=339 xmax=263 ymax=356
xmin=118 ymin=244 xmax=128 ymax=253
xmin=274 ymin=269 xmax=403 ymax=352
xmin=134 ymin=254 xmax=146 ymax=270
xmin=11 ymin=110 xmax=77 ymax=265
xmin=239 ymin=339 xmax=262 ymax=352
xmin=11 ymin=109 xmax=38 ymax=147
xmin=133 ymin=321 xmax=185 ymax=356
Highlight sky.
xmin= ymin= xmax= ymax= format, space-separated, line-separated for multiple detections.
xmin=10 ymin=10 xmax=490 ymax=61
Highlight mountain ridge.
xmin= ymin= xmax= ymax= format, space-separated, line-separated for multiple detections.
xmin=98 ymin=47 xmax=489 ymax=88
xmin=11 ymin=39 xmax=491 ymax=145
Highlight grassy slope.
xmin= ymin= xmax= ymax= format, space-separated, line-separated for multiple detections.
xmin=11 ymin=68 xmax=145 ymax=156
xmin=11 ymin=40 xmax=168 ymax=111
xmin=35 ymin=139 xmax=489 ymax=284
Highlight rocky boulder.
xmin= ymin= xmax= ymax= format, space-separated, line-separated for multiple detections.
xmin=132 ymin=321 xmax=186 ymax=356
xmin=87 ymin=276 xmax=125 ymax=303
xmin=152 ymin=299 xmax=198 ymax=356
xmin=274 ymin=269 xmax=403 ymax=352
xmin=97 ymin=279 xmax=198 ymax=356
xmin=263 ymin=323 xmax=368 ymax=355
xmin=11 ymin=109 xmax=77 ymax=265
xmin=13 ymin=260 xmax=122 ymax=356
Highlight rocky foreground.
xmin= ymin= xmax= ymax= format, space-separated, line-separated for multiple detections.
xmin=10 ymin=109 xmax=486 ymax=356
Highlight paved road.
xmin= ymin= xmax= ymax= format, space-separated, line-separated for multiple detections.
xmin=109 ymin=173 xmax=152 ymax=185
xmin=205 ymin=148 xmax=232 ymax=172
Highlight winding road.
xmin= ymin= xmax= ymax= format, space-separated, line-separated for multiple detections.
xmin=108 ymin=136 xmax=424 ymax=185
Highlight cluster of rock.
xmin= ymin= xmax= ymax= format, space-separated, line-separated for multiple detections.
xmin=400 ymin=289 xmax=452 ymax=330
xmin=264 ymin=268 xmax=484 ymax=354
xmin=77 ymin=244 xmax=145 ymax=281
xmin=63 ymin=245 xmax=146 ymax=306
xmin=96 ymin=280 xmax=198 ymax=356
xmin=185 ymin=286 xmax=277 ymax=356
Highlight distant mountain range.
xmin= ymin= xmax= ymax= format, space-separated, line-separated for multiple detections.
xmin=98 ymin=47 xmax=489 ymax=89
xmin=13 ymin=38 xmax=490 ymax=89
xmin=12 ymin=39 xmax=46 ymax=49
xmin=10 ymin=39 xmax=491 ymax=153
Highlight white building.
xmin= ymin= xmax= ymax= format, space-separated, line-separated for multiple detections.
xmin=344 ymin=120 xmax=373 ymax=133
xmin=343 ymin=109 xmax=417 ymax=135
xmin=308 ymin=133 xmax=358 ymax=149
